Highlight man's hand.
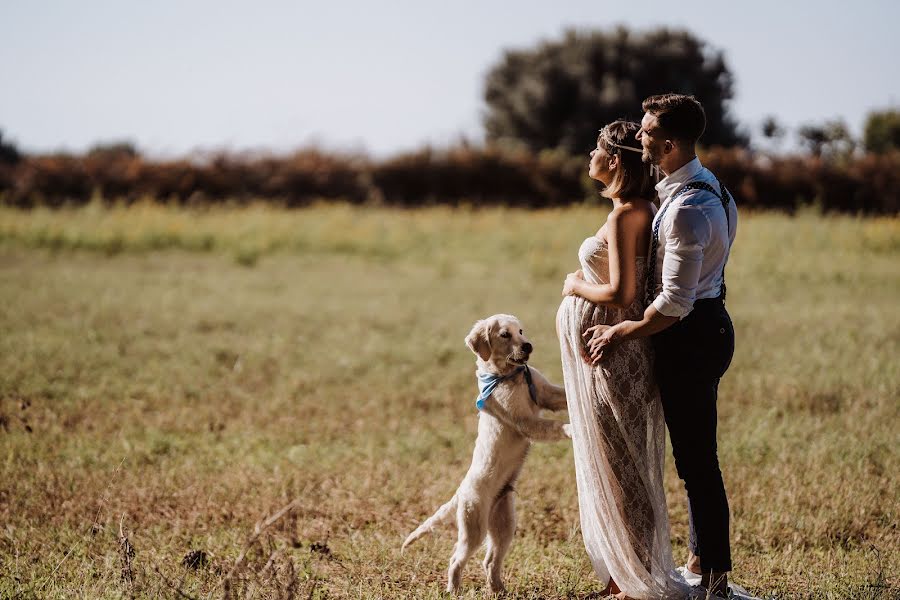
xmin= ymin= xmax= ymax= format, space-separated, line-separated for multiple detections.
xmin=583 ymin=321 xmax=630 ymax=364
xmin=561 ymin=269 xmax=585 ymax=297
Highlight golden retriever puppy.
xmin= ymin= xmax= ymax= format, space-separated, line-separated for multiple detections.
xmin=402 ymin=314 xmax=570 ymax=594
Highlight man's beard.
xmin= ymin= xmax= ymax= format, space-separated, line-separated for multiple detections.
xmin=642 ymin=146 xmax=661 ymax=165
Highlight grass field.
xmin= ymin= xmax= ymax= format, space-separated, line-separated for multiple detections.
xmin=0 ymin=203 xmax=897 ymax=599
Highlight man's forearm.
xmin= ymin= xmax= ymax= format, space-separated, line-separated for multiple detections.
xmin=586 ymin=300 xmax=684 ymax=364
xmin=619 ymin=304 xmax=680 ymax=341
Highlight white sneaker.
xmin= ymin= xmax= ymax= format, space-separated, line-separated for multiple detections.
xmin=676 ymin=565 xmax=702 ymax=586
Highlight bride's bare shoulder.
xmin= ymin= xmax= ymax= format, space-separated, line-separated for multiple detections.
xmin=609 ymin=201 xmax=654 ymax=231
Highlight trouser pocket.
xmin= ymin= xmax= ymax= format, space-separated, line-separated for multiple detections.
xmin=710 ymin=308 xmax=735 ymax=379
xmin=653 ymin=305 xmax=734 ymax=383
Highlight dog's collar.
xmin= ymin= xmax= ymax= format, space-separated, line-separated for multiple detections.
xmin=475 ymin=364 xmax=538 ymax=411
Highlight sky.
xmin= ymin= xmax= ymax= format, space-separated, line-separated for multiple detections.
xmin=2 ymin=0 xmax=898 ymax=157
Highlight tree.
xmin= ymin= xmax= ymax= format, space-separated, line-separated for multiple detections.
xmin=757 ymin=115 xmax=786 ymax=153
xmin=761 ymin=116 xmax=785 ymax=141
xmin=797 ymin=120 xmax=855 ymax=160
xmin=483 ymin=27 xmax=746 ymax=154
xmin=0 ymin=129 xmax=22 ymax=165
xmin=796 ymin=124 xmax=828 ymax=158
xmin=863 ymin=109 xmax=900 ymax=154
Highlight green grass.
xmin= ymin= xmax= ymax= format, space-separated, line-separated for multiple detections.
xmin=0 ymin=202 xmax=897 ymax=599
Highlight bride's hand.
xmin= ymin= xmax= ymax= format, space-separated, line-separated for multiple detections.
xmin=562 ymin=270 xmax=585 ymax=297
xmin=583 ymin=323 xmax=624 ymax=364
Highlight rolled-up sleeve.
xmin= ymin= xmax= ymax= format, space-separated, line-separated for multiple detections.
xmin=652 ymin=204 xmax=710 ymax=319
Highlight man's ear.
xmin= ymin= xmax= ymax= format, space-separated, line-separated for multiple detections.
xmin=465 ymin=319 xmax=492 ymax=361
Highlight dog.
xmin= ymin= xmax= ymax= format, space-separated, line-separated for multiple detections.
xmin=402 ymin=314 xmax=571 ymax=594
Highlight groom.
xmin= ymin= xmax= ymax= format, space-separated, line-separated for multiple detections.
xmin=586 ymin=93 xmax=738 ymax=598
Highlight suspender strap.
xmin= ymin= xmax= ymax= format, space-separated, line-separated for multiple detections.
xmin=645 ymin=178 xmax=732 ymax=308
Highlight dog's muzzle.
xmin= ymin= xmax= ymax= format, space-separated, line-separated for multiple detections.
xmin=509 ymin=344 xmax=532 ymax=365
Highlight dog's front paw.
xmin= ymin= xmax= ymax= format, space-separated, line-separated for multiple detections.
xmin=562 ymin=423 xmax=573 ymax=439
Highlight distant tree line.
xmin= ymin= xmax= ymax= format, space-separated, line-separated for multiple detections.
xmin=1 ymin=27 xmax=898 ymax=214
xmin=1 ymin=141 xmax=896 ymax=214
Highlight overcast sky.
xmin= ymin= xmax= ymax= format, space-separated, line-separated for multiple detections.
xmin=2 ymin=0 xmax=898 ymax=157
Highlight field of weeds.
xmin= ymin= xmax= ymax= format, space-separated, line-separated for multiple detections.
xmin=0 ymin=203 xmax=897 ymax=599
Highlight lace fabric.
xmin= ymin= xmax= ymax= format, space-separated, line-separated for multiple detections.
xmin=557 ymin=236 xmax=692 ymax=599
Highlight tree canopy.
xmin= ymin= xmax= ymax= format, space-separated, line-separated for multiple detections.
xmin=797 ymin=120 xmax=855 ymax=160
xmin=0 ymin=130 xmax=22 ymax=165
xmin=483 ymin=27 xmax=746 ymax=154
xmin=863 ymin=109 xmax=900 ymax=154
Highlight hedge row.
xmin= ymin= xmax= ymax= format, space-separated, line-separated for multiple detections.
xmin=704 ymin=148 xmax=899 ymax=214
xmin=1 ymin=146 xmax=897 ymax=214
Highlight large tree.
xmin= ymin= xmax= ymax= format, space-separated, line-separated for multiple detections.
xmin=483 ymin=27 xmax=746 ymax=153
xmin=863 ymin=109 xmax=900 ymax=154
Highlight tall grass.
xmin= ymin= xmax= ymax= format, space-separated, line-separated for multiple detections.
xmin=0 ymin=203 xmax=897 ymax=598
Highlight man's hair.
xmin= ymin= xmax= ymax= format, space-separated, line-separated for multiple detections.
xmin=641 ymin=94 xmax=706 ymax=144
xmin=597 ymin=120 xmax=655 ymax=201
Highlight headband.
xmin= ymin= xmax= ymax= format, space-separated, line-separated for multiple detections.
xmin=598 ymin=130 xmax=643 ymax=154
xmin=606 ymin=141 xmax=643 ymax=154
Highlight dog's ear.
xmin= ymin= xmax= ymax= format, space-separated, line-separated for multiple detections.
xmin=465 ymin=319 xmax=492 ymax=361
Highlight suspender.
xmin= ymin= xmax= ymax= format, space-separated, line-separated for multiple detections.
xmin=645 ymin=178 xmax=733 ymax=308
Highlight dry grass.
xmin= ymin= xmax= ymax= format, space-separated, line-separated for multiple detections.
xmin=0 ymin=203 xmax=897 ymax=599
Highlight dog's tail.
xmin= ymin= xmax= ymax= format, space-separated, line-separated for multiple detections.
xmin=401 ymin=493 xmax=458 ymax=553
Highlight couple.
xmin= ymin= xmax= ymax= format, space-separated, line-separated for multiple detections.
xmin=556 ymin=94 xmax=743 ymax=600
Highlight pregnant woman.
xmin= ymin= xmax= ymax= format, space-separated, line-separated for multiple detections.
xmin=556 ymin=121 xmax=691 ymax=599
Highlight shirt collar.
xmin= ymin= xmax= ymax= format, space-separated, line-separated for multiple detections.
xmin=655 ymin=156 xmax=703 ymax=202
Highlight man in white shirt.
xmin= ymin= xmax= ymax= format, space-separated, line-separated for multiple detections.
xmin=586 ymin=94 xmax=737 ymax=597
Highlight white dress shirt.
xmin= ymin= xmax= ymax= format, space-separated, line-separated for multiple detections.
xmin=651 ymin=157 xmax=738 ymax=319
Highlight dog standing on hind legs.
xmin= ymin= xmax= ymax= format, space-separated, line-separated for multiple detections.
xmin=402 ymin=314 xmax=571 ymax=594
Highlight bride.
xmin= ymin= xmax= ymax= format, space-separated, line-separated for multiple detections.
xmin=556 ymin=121 xmax=693 ymax=599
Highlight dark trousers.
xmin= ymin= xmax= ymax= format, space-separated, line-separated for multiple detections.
xmin=652 ymin=297 xmax=734 ymax=573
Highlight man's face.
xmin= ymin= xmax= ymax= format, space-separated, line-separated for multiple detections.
xmin=637 ymin=112 xmax=666 ymax=165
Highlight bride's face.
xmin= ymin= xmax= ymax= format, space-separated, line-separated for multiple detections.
xmin=588 ymin=143 xmax=616 ymax=184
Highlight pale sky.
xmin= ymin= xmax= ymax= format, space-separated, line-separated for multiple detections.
xmin=2 ymin=1 xmax=898 ymax=157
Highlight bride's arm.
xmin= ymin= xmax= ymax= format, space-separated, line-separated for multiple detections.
xmin=561 ymin=207 xmax=640 ymax=309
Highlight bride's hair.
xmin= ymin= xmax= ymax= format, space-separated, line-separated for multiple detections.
xmin=597 ymin=121 xmax=655 ymax=201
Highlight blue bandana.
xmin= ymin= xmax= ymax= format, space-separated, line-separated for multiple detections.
xmin=475 ymin=365 xmax=537 ymax=410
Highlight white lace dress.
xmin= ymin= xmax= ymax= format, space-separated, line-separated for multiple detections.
xmin=556 ymin=236 xmax=693 ymax=599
